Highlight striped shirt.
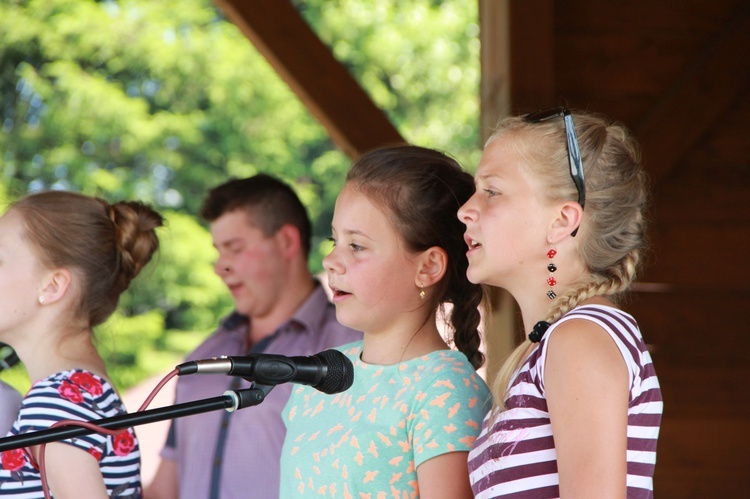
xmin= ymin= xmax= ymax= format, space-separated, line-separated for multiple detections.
xmin=468 ymin=305 xmax=662 ymax=498
xmin=0 ymin=369 xmax=141 ymax=497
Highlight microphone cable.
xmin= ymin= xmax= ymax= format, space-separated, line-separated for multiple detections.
xmin=34 ymin=368 xmax=180 ymax=499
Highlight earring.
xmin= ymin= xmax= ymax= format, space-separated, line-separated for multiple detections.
xmin=38 ymin=296 xmax=46 ymax=305
xmin=546 ymin=246 xmax=557 ymax=300
xmin=419 ymin=285 xmax=426 ymax=300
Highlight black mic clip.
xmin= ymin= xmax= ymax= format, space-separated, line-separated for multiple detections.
xmin=224 ymin=383 xmax=274 ymax=412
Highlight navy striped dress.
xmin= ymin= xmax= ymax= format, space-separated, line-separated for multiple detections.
xmin=468 ymin=305 xmax=663 ymax=498
xmin=0 ymin=369 xmax=141 ymax=497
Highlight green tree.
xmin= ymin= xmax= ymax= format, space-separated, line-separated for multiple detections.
xmin=0 ymin=0 xmax=480 ymax=391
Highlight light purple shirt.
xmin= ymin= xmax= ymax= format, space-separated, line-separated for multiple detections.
xmin=0 ymin=381 xmax=22 ymax=436
xmin=161 ymin=283 xmax=361 ymax=499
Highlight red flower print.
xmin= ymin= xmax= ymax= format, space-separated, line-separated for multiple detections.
xmin=112 ymin=430 xmax=135 ymax=457
xmin=71 ymin=371 xmax=103 ymax=396
xmin=88 ymin=447 xmax=103 ymax=461
xmin=1 ymin=448 xmax=26 ymax=471
xmin=58 ymin=381 xmax=84 ymax=404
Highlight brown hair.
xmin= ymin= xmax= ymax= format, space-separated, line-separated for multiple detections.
xmin=200 ymin=174 xmax=312 ymax=258
xmin=347 ymin=145 xmax=484 ymax=369
xmin=13 ymin=191 xmax=163 ymax=328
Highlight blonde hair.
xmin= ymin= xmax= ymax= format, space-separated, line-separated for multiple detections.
xmin=489 ymin=110 xmax=649 ymax=415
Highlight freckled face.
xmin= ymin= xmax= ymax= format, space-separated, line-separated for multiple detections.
xmin=322 ymin=184 xmax=419 ymax=335
xmin=458 ymin=137 xmax=551 ymax=288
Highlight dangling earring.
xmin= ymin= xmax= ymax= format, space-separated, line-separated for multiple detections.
xmin=546 ymin=246 xmax=557 ymax=300
xmin=38 ymin=296 xmax=46 ymax=305
xmin=419 ymin=285 xmax=426 ymax=300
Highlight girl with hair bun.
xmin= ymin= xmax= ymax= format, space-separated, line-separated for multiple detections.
xmin=0 ymin=190 xmax=163 ymax=497
xmin=461 ymin=108 xmax=663 ymax=498
xmin=280 ymin=145 xmax=491 ymax=498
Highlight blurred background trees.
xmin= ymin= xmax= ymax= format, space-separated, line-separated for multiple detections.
xmin=0 ymin=0 xmax=480 ymax=391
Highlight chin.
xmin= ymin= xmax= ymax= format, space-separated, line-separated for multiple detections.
xmin=465 ymin=267 xmax=485 ymax=285
xmin=334 ymin=308 xmax=364 ymax=333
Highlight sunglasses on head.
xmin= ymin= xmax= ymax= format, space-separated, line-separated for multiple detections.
xmin=524 ymin=106 xmax=585 ymax=236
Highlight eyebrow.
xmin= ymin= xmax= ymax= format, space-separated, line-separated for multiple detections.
xmin=477 ymin=172 xmax=501 ymax=181
xmin=214 ymin=237 xmax=244 ymax=249
xmin=475 ymin=172 xmax=501 ymax=186
xmin=332 ymin=227 xmax=374 ymax=240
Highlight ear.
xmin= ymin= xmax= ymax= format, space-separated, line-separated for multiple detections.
xmin=275 ymin=224 xmax=303 ymax=260
xmin=415 ymin=246 xmax=448 ymax=289
xmin=39 ymin=268 xmax=73 ymax=305
xmin=549 ymin=201 xmax=584 ymax=243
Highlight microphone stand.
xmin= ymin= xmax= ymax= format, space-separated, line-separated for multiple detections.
xmin=0 ymin=384 xmax=274 ymax=452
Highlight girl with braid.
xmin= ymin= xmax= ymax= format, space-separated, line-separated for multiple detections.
xmin=280 ymin=145 xmax=490 ymax=498
xmin=461 ymin=108 xmax=663 ymax=498
xmin=0 ymin=191 xmax=163 ymax=497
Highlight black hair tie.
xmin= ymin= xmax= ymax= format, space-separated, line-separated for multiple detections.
xmin=528 ymin=321 xmax=551 ymax=343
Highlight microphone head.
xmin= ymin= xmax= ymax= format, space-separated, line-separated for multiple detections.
xmin=314 ymin=349 xmax=354 ymax=394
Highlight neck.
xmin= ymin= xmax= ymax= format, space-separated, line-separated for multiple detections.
xmin=18 ymin=328 xmax=107 ymax=384
xmin=248 ymin=273 xmax=316 ymax=343
xmin=361 ymin=312 xmax=448 ymax=365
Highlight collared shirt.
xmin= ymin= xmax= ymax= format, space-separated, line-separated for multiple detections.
xmin=161 ymin=284 xmax=361 ymax=499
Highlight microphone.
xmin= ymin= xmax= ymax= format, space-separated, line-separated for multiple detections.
xmin=176 ymin=349 xmax=354 ymax=395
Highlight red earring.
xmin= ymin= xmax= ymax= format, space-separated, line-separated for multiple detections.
xmin=546 ymin=246 xmax=557 ymax=299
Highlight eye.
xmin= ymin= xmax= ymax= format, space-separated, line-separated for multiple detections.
xmin=327 ymin=236 xmax=336 ymax=247
xmin=227 ymin=242 xmax=244 ymax=255
xmin=483 ymin=188 xmax=500 ymax=197
xmin=349 ymin=243 xmax=364 ymax=252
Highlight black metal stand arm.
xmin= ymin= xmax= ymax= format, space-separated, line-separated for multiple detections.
xmin=0 ymin=384 xmax=273 ymax=452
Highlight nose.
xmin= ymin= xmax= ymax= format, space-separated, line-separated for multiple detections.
xmin=322 ymin=246 xmax=343 ymax=274
xmin=214 ymin=258 xmax=230 ymax=276
xmin=457 ymin=194 xmax=477 ymax=224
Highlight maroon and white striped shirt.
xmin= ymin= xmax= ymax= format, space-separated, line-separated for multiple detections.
xmin=468 ymin=305 xmax=662 ymax=498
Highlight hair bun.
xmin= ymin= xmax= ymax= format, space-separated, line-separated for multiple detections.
xmin=107 ymin=201 xmax=164 ymax=288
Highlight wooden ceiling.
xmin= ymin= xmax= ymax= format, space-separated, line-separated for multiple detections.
xmin=216 ymin=0 xmax=750 ymax=495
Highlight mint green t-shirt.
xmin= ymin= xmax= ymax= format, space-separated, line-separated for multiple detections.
xmin=280 ymin=341 xmax=491 ymax=497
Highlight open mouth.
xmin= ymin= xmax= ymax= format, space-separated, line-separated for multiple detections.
xmin=465 ymin=235 xmax=482 ymax=250
xmin=330 ymin=286 xmax=352 ymax=298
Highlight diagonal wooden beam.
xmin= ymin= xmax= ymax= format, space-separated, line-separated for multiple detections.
xmin=214 ymin=0 xmax=404 ymax=159
xmin=635 ymin=2 xmax=750 ymax=186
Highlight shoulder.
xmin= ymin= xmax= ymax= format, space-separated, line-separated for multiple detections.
xmin=417 ymin=350 xmax=490 ymax=401
xmin=543 ymin=308 xmax=630 ymax=397
xmin=20 ymin=370 xmax=120 ymax=423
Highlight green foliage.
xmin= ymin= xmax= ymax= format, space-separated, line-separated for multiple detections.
xmin=0 ymin=0 xmax=480 ymax=390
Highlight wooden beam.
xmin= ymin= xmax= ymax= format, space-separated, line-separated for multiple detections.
xmin=479 ymin=0 xmax=510 ymax=142
xmin=635 ymin=3 xmax=750 ymax=186
xmin=508 ymin=0 xmax=556 ymax=113
xmin=479 ymin=0 xmax=555 ymax=385
xmin=213 ymin=0 xmax=404 ymax=159
xmin=480 ymin=0 xmax=556 ymax=138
